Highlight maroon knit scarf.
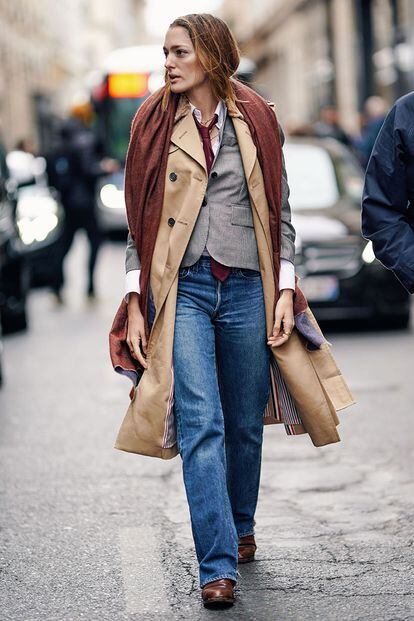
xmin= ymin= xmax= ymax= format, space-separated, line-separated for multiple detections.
xmin=109 ymin=79 xmax=307 ymax=378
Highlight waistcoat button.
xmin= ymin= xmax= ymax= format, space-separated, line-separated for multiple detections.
xmin=202 ymin=197 xmax=207 ymax=206
xmin=168 ymin=217 xmax=175 ymax=227
xmin=169 ymin=172 xmax=177 ymax=182
xmin=211 ymin=171 xmax=218 ymax=178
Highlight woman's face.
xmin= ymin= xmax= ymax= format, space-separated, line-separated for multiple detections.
xmin=163 ymin=26 xmax=207 ymax=93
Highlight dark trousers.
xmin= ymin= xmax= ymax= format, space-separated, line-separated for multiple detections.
xmin=52 ymin=208 xmax=102 ymax=294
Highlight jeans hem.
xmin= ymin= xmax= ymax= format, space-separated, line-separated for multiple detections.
xmin=200 ymin=573 xmax=238 ymax=589
xmin=238 ymin=530 xmax=255 ymax=538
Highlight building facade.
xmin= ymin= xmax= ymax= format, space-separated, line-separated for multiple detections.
xmin=0 ymin=0 xmax=147 ymax=151
xmin=221 ymin=0 xmax=414 ymax=134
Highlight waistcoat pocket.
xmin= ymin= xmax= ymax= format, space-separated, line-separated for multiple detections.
xmin=231 ymin=204 xmax=254 ymax=227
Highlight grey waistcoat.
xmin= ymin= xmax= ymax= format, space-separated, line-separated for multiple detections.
xmin=180 ymin=114 xmax=260 ymax=270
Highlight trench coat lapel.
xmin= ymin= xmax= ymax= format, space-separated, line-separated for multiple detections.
xmin=170 ymin=113 xmax=207 ymax=173
xmin=170 ymin=106 xmax=257 ymax=185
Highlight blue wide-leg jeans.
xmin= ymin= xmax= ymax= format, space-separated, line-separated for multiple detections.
xmin=149 ymin=256 xmax=270 ymax=588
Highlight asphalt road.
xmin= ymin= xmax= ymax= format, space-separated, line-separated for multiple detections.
xmin=1 ymin=233 xmax=414 ymax=621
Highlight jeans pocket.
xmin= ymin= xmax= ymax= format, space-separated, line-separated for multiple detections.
xmin=237 ymin=267 xmax=261 ymax=279
xmin=178 ymin=266 xmax=192 ymax=279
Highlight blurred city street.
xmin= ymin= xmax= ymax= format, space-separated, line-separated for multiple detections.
xmin=0 ymin=234 xmax=413 ymax=620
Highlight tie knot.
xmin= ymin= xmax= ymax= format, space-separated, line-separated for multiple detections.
xmin=193 ymin=112 xmax=218 ymax=135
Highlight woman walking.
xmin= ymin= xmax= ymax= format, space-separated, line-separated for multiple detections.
xmin=109 ymin=13 xmax=355 ymax=609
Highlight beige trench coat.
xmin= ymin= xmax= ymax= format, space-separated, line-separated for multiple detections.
xmin=114 ymin=97 xmax=356 ymax=458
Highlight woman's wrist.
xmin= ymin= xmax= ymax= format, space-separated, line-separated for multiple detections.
xmin=127 ymin=292 xmax=141 ymax=314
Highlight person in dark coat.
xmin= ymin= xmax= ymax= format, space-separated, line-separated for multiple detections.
xmin=313 ymin=104 xmax=354 ymax=148
xmin=361 ymin=91 xmax=414 ymax=294
xmin=46 ymin=104 xmax=118 ymax=302
xmin=355 ymin=96 xmax=389 ymax=167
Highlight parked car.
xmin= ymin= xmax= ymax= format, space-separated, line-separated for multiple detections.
xmin=0 ymin=169 xmax=30 ymax=333
xmin=6 ymin=149 xmax=65 ymax=292
xmin=13 ymin=184 xmax=65 ymax=288
xmin=283 ymin=136 xmax=410 ymax=328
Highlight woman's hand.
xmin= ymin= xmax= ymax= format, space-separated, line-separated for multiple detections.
xmin=267 ymin=289 xmax=295 ymax=348
xmin=126 ymin=293 xmax=148 ymax=369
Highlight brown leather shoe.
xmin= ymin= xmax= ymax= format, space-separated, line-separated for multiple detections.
xmin=202 ymin=578 xmax=235 ymax=608
xmin=238 ymin=534 xmax=257 ymax=563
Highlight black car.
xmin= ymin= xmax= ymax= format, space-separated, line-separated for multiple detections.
xmin=284 ymin=137 xmax=410 ymax=328
xmin=0 ymin=151 xmax=65 ymax=335
xmin=0 ymin=174 xmax=30 ymax=334
xmin=12 ymin=184 xmax=65 ymax=289
xmin=6 ymin=150 xmax=66 ymax=292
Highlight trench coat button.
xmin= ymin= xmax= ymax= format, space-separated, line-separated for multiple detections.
xmin=202 ymin=197 xmax=207 ymax=206
xmin=169 ymin=172 xmax=177 ymax=182
xmin=211 ymin=171 xmax=218 ymax=178
xmin=168 ymin=217 xmax=175 ymax=227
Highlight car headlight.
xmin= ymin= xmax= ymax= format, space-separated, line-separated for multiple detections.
xmin=16 ymin=194 xmax=59 ymax=245
xmin=362 ymin=240 xmax=376 ymax=263
xmin=17 ymin=214 xmax=59 ymax=244
xmin=100 ymin=184 xmax=125 ymax=209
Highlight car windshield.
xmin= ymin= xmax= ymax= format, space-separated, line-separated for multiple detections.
xmin=283 ymin=143 xmax=340 ymax=209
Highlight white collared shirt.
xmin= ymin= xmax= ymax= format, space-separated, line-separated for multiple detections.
xmin=189 ymin=99 xmax=226 ymax=158
xmin=125 ymin=98 xmax=295 ymax=299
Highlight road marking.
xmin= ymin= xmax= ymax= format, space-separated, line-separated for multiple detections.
xmin=119 ymin=526 xmax=170 ymax=616
xmin=349 ymin=381 xmax=401 ymax=393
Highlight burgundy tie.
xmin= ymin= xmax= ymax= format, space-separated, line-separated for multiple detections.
xmin=193 ymin=111 xmax=231 ymax=282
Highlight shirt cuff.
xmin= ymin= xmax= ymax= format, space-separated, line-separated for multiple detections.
xmin=279 ymin=259 xmax=295 ymax=291
xmin=125 ymin=269 xmax=140 ymax=302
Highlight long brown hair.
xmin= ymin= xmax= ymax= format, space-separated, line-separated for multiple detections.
xmin=161 ymin=13 xmax=242 ymax=112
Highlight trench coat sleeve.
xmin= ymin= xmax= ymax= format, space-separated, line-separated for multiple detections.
xmin=279 ymin=125 xmax=296 ymax=264
xmin=361 ymin=98 xmax=414 ymax=293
